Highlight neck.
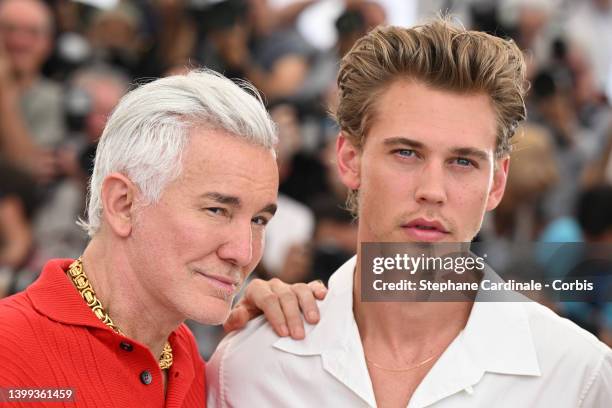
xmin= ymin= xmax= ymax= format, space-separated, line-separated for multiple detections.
xmin=353 ymin=252 xmax=473 ymax=360
xmin=80 ymin=237 xmax=183 ymax=359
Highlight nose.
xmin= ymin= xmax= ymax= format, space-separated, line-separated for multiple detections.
xmin=217 ymin=222 xmax=253 ymax=267
xmin=414 ymin=160 xmax=447 ymax=205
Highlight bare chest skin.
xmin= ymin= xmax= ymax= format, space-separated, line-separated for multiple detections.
xmin=367 ymin=363 xmax=435 ymax=408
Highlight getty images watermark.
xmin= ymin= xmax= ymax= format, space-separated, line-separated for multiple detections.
xmin=360 ymin=243 xmax=610 ymax=302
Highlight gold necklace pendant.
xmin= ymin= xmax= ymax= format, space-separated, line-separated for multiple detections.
xmin=67 ymin=258 xmax=173 ymax=370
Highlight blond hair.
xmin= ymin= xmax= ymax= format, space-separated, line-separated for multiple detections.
xmin=334 ymin=18 xmax=527 ymax=215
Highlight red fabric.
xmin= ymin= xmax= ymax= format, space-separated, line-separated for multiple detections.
xmin=0 ymin=259 xmax=206 ymax=408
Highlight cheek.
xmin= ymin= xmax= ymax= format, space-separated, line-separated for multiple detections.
xmin=449 ymin=179 xmax=490 ymax=229
xmin=361 ymin=158 xmax=412 ymax=207
xmin=134 ymin=208 xmax=211 ymax=259
xmin=248 ymin=230 xmax=266 ymax=270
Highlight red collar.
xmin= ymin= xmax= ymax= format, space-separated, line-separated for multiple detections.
xmin=25 ymin=259 xmax=197 ymax=389
xmin=27 ymin=259 xmax=117 ymax=331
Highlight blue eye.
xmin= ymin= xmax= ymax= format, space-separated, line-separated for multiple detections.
xmin=454 ymin=158 xmax=474 ymax=167
xmin=396 ymin=149 xmax=416 ymax=158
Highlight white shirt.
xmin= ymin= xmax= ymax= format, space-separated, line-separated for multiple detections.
xmin=207 ymin=257 xmax=612 ymax=407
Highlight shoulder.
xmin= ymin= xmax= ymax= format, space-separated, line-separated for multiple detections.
xmin=523 ymin=301 xmax=609 ymax=359
xmin=207 ymin=314 xmax=285 ymax=376
xmin=522 ymin=302 xmax=611 ymax=403
xmin=206 ymin=304 xmax=327 ymax=407
xmin=0 ymin=292 xmax=58 ymax=383
xmin=0 ymin=291 xmax=41 ymax=338
xmin=207 ymin=258 xmax=357 ymax=406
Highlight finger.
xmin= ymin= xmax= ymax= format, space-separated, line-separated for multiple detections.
xmin=246 ymin=279 xmax=290 ymax=337
xmin=292 ymin=282 xmax=320 ymax=324
xmin=308 ymin=279 xmax=328 ymax=300
xmin=270 ymin=279 xmax=305 ymax=339
xmin=223 ymin=305 xmax=250 ymax=333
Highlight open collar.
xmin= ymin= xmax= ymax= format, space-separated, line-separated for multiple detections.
xmin=274 ymin=255 xmax=541 ymax=407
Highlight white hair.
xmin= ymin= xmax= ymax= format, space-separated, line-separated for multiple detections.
xmin=79 ymin=69 xmax=278 ymax=237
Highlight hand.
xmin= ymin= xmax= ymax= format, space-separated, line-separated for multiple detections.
xmin=224 ymin=278 xmax=327 ymax=339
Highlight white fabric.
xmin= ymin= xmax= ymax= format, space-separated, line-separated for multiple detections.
xmin=207 ymin=256 xmax=612 ymax=408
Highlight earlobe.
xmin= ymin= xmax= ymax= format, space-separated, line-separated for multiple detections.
xmin=486 ymin=157 xmax=509 ymax=211
xmin=336 ymin=132 xmax=361 ymax=190
xmin=101 ymin=173 xmax=136 ymax=237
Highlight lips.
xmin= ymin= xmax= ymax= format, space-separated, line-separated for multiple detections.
xmin=401 ymin=218 xmax=450 ymax=242
xmin=194 ymin=269 xmax=240 ymax=295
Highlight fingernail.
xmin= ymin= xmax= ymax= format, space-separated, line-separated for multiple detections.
xmin=307 ymin=311 xmax=318 ymax=321
xmin=292 ymin=326 xmax=304 ymax=339
xmin=279 ymin=324 xmax=289 ymax=336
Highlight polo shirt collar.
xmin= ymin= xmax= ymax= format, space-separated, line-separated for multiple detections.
xmin=274 ymin=255 xmax=542 ymax=407
xmin=27 ymin=259 xmax=111 ymax=332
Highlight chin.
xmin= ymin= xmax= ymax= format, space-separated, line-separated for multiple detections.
xmin=185 ymin=299 xmax=231 ymax=326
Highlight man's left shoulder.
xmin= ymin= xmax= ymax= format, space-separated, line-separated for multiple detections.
xmin=522 ymin=301 xmax=610 ymax=365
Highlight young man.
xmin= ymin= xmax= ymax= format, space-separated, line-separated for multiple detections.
xmin=0 ymin=70 xmax=325 ymax=407
xmin=207 ymin=20 xmax=612 ymax=407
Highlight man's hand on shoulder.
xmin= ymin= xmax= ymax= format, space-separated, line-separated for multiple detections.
xmin=224 ymin=278 xmax=327 ymax=339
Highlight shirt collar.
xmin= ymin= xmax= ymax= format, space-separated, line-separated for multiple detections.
xmin=273 ymin=255 xmax=357 ymax=356
xmin=274 ymin=256 xmax=376 ymax=406
xmin=27 ymin=259 xmax=111 ymax=331
xmin=274 ymin=255 xmax=542 ymax=406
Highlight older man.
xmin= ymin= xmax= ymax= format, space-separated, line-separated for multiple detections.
xmin=207 ymin=20 xmax=612 ymax=407
xmin=0 ymin=70 xmax=326 ymax=407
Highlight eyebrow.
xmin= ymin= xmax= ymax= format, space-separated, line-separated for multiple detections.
xmin=202 ymin=192 xmax=277 ymax=216
xmin=260 ymin=203 xmax=278 ymax=217
xmin=383 ymin=137 xmax=490 ymax=162
xmin=449 ymin=147 xmax=490 ymax=162
xmin=203 ymin=192 xmax=241 ymax=207
xmin=383 ymin=137 xmax=425 ymax=149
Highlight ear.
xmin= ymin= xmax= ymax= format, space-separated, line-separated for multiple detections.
xmin=100 ymin=173 xmax=137 ymax=237
xmin=486 ymin=157 xmax=509 ymax=211
xmin=336 ymin=132 xmax=361 ymax=190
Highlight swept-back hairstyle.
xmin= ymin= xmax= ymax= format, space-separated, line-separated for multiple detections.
xmin=80 ymin=69 xmax=277 ymax=237
xmin=334 ymin=18 xmax=527 ymax=214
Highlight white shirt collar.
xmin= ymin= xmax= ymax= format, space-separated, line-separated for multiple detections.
xmin=274 ymin=255 xmax=541 ymax=407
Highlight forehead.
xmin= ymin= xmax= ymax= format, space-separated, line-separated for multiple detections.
xmin=365 ymin=80 xmax=497 ymax=151
xmin=175 ymin=128 xmax=278 ymax=201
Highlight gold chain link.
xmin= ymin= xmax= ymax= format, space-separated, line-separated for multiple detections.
xmin=67 ymin=258 xmax=173 ymax=370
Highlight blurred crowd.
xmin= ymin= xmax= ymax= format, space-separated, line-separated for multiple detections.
xmin=0 ymin=0 xmax=611 ymax=356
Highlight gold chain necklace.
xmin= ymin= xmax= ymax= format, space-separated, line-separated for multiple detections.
xmin=365 ymin=353 xmax=439 ymax=372
xmin=66 ymin=258 xmax=173 ymax=370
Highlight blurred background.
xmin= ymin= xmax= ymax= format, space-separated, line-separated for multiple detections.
xmin=0 ymin=0 xmax=611 ymax=357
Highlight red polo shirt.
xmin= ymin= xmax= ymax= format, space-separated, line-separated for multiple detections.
xmin=0 ymin=259 xmax=206 ymax=407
